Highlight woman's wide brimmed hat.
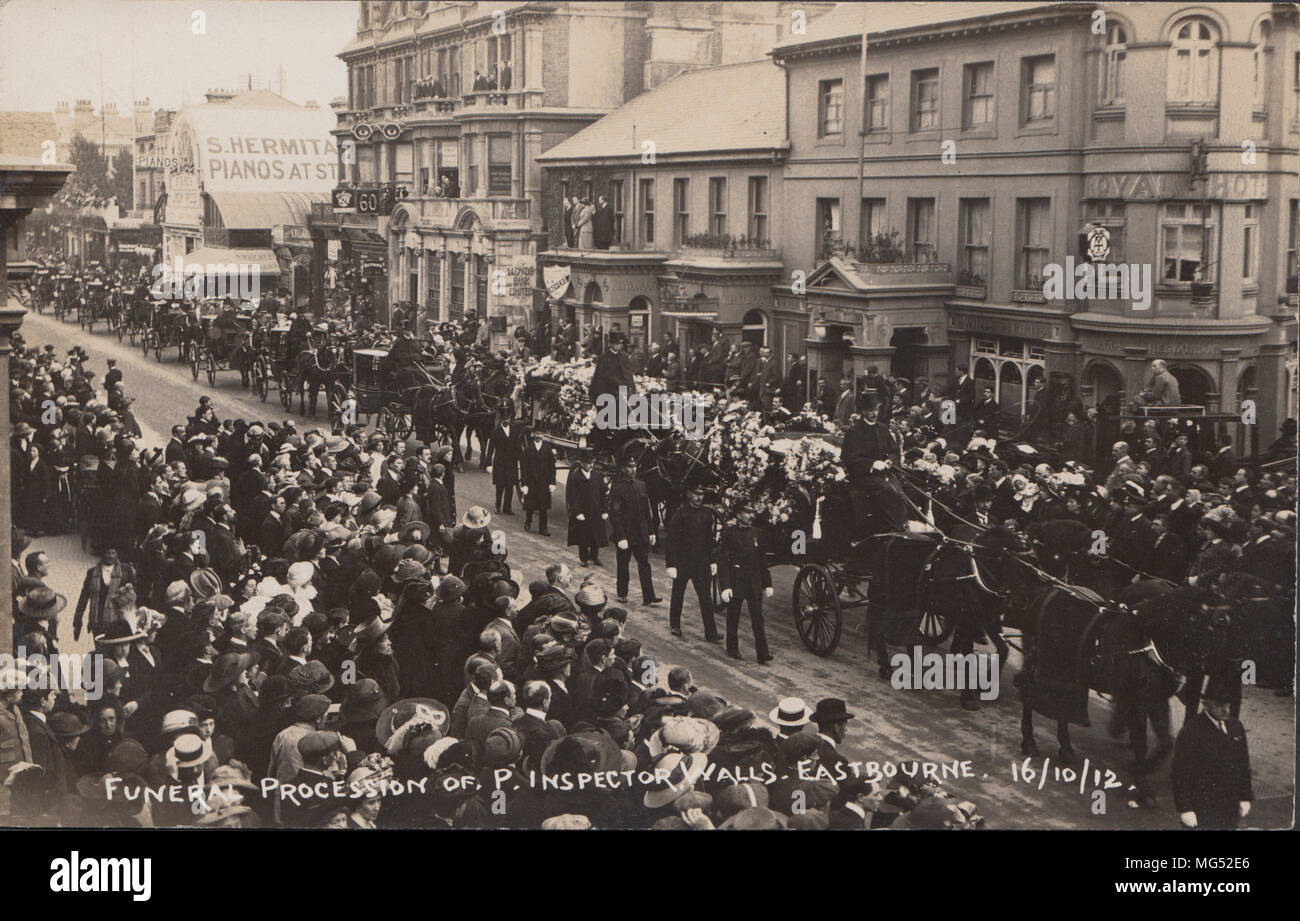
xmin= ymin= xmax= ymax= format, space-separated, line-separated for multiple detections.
xmin=375 ymin=698 xmax=451 ymax=749
xmin=461 ymin=506 xmax=492 ymax=528
xmin=18 ymin=587 xmax=67 ymax=620
xmin=94 ymin=619 xmax=146 ymax=646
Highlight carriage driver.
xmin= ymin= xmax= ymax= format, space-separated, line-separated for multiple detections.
xmin=211 ymin=299 xmax=243 ymax=362
xmin=384 ymin=325 xmax=427 ymax=391
xmin=841 ymin=406 xmax=903 ymax=532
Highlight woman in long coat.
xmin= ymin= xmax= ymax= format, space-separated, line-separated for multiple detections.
xmin=14 ymin=443 xmax=52 ymax=535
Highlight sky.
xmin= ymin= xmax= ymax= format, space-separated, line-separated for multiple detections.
xmin=0 ymin=0 xmax=360 ymax=113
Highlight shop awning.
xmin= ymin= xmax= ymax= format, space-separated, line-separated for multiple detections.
xmin=178 ymin=246 xmax=282 ymax=276
xmin=207 ymin=190 xmax=328 ymax=230
xmin=661 ymin=310 xmax=719 ymax=320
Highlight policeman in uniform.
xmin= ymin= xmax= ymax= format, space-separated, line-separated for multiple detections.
xmin=664 ymin=486 xmax=720 ymax=642
xmin=718 ymin=507 xmax=773 ymax=663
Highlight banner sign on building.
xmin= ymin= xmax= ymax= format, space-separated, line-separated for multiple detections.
xmin=543 ymin=264 xmax=571 ymax=299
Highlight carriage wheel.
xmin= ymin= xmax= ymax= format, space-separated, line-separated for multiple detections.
xmin=253 ymin=359 xmax=268 ymax=401
xmin=142 ymin=329 xmax=154 ymax=358
xmin=278 ymin=370 xmax=294 ymax=410
xmin=191 ymin=347 xmax=200 ymax=380
xmin=206 ymin=352 xmax=217 ymax=387
xmin=115 ymin=315 xmax=125 ymax=342
xmin=793 ymin=563 xmax=843 ymax=656
xmin=915 ymin=608 xmax=954 ymax=646
xmin=329 ymin=383 xmax=350 ymax=425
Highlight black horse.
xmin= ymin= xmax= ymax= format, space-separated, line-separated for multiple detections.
xmin=293 ymin=341 xmax=350 ymax=418
xmin=1005 ymin=576 xmax=1239 ymax=789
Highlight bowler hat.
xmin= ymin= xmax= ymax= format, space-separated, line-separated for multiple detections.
xmin=810 ymin=697 xmax=855 ymax=725
xmin=357 ymin=491 xmax=383 ymax=515
xmin=49 ymin=712 xmax=89 ymax=739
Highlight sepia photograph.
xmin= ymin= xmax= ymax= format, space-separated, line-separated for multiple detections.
xmin=0 ymin=0 xmax=1294 ymax=880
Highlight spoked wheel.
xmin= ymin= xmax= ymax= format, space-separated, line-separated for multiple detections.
xmin=191 ymin=346 xmax=200 ymax=380
xmin=205 ymin=352 xmax=217 ymax=386
xmin=329 ymin=383 xmax=351 ymax=426
xmin=253 ymin=359 xmax=268 ymax=401
xmin=915 ymin=608 xmax=954 ymax=646
xmin=793 ymin=563 xmax=843 ymax=656
xmin=278 ymin=370 xmax=294 ymax=410
xmin=379 ymin=404 xmax=414 ymax=442
xmin=115 ymin=316 xmax=125 ymax=342
xmin=142 ymin=329 xmax=155 ymax=358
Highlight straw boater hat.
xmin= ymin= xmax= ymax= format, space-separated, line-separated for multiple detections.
xmin=461 ymin=506 xmax=492 ymax=528
xmin=768 ymin=697 xmax=811 ymax=729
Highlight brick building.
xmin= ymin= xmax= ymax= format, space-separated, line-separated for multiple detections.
xmin=316 ymin=0 xmax=829 ymax=344
xmin=770 ymin=1 xmax=1298 ymax=445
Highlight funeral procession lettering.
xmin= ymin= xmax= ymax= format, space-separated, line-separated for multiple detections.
xmin=204 ymin=136 xmax=339 ymax=183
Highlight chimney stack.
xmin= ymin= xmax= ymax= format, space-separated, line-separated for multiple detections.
xmin=204 ymin=88 xmax=236 ymax=104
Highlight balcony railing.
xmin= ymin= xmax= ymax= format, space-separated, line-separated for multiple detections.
xmin=404 ymin=195 xmax=530 ymax=225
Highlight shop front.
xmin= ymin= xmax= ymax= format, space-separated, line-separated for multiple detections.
xmin=390 ymin=199 xmax=536 ymax=349
xmin=1071 ymin=313 xmax=1291 ymax=454
xmin=540 ymin=250 xmax=668 ymax=353
xmin=947 ymin=304 xmax=1077 ymax=424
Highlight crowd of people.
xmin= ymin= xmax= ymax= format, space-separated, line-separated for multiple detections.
xmin=3 ymin=280 xmax=1296 ymax=829
xmin=3 ymin=332 xmax=994 ymax=829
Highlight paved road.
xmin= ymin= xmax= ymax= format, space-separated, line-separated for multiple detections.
xmin=17 ymin=308 xmax=1295 ymax=829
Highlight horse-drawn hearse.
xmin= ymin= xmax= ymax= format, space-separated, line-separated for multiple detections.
xmin=194 ymin=309 xmax=257 ymax=387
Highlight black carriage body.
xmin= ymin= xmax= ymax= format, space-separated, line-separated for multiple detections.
xmin=352 ymin=347 xmax=396 ymax=416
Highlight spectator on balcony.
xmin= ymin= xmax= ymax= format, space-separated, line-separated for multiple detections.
xmin=562 ymin=196 xmax=576 ymax=248
xmin=432 ymin=77 xmax=447 ymax=98
xmin=472 ymin=70 xmax=489 ymax=92
xmin=593 ymin=195 xmax=613 ymax=250
xmin=574 ymin=198 xmax=595 ymax=250
xmin=499 ymin=59 xmax=512 ymax=91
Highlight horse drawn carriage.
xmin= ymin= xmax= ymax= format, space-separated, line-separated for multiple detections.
xmin=142 ymin=302 xmax=198 ymax=364
xmin=194 ymin=311 xmax=256 ymax=387
xmin=52 ymin=274 xmax=79 ymax=321
xmin=250 ymin=325 xmax=297 ymax=408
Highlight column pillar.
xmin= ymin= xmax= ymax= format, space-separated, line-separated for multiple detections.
xmin=0 ymin=214 xmax=24 ymax=655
